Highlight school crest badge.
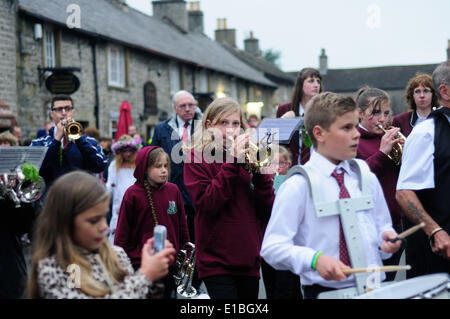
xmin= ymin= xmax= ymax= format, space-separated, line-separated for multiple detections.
xmin=167 ymin=201 xmax=177 ymax=214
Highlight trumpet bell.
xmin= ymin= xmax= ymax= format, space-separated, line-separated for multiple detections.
xmin=66 ymin=121 xmax=83 ymax=141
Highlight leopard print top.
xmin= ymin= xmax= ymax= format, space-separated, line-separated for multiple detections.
xmin=37 ymin=245 xmax=163 ymax=299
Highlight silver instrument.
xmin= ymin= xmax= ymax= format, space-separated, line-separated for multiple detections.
xmin=0 ymin=165 xmax=45 ymax=208
xmin=173 ymin=242 xmax=197 ymax=298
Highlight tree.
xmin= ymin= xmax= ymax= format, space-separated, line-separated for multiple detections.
xmin=263 ymin=49 xmax=282 ymax=68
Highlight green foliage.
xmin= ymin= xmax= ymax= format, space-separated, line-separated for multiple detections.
xmin=263 ymin=48 xmax=282 ymax=68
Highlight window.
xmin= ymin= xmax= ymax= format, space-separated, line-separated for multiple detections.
xmin=109 ymin=111 xmax=119 ymax=139
xmin=108 ymin=46 xmax=126 ymax=88
xmin=44 ymin=30 xmax=55 ymax=67
xmin=144 ymin=81 xmax=158 ymax=116
xmin=170 ymin=63 xmax=181 ymax=95
xmin=199 ymin=69 xmax=208 ymax=92
xmin=231 ymin=79 xmax=238 ymax=99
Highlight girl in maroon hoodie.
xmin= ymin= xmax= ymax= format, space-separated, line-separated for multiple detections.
xmin=356 ymin=87 xmax=406 ymax=281
xmin=114 ymin=146 xmax=190 ymax=298
xmin=183 ymin=97 xmax=275 ymax=299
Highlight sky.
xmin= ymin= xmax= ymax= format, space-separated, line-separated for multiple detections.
xmin=126 ymin=0 xmax=450 ymax=72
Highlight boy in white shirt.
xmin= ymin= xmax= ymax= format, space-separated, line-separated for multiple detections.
xmin=261 ymin=92 xmax=401 ymax=299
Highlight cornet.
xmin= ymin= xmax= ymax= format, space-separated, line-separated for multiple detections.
xmin=63 ymin=118 xmax=83 ymax=141
xmin=173 ymin=242 xmax=197 ymax=298
xmin=377 ymin=124 xmax=406 ymax=165
xmin=227 ymin=133 xmax=273 ymax=174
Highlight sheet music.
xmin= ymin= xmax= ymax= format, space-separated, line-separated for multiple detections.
xmin=254 ymin=118 xmax=303 ymax=144
xmin=0 ymin=146 xmax=48 ymax=173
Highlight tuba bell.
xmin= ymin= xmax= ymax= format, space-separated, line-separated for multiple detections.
xmin=64 ymin=119 xmax=83 ymax=141
xmin=377 ymin=124 xmax=406 ymax=165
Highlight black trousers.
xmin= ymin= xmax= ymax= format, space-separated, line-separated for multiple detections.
xmin=203 ymin=274 xmax=259 ymax=299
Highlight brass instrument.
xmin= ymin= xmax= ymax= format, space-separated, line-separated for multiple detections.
xmin=173 ymin=242 xmax=197 ymax=298
xmin=64 ymin=119 xmax=83 ymax=141
xmin=0 ymin=166 xmax=45 ymax=208
xmin=229 ymin=132 xmax=274 ymax=174
xmin=377 ymin=124 xmax=406 ymax=165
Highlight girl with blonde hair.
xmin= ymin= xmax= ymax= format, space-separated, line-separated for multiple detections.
xmin=183 ymin=97 xmax=275 ymax=299
xmin=27 ymin=171 xmax=175 ymax=299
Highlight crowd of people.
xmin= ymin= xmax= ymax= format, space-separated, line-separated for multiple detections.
xmin=0 ymin=60 xmax=449 ymax=300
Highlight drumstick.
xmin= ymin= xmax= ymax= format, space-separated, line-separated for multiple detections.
xmin=389 ymin=222 xmax=425 ymax=243
xmin=342 ymin=265 xmax=411 ymax=275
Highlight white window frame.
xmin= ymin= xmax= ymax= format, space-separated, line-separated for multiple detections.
xmin=108 ymin=45 xmax=126 ymax=88
xmin=44 ymin=29 xmax=55 ymax=67
xmin=170 ymin=62 xmax=181 ymax=95
xmin=199 ymin=69 xmax=208 ymax=92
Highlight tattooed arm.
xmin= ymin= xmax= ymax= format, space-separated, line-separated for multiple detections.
xmin=396 ymin=190 xmax=450 ymax=258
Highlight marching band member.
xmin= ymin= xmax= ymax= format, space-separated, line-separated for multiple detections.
xmin=355 ymin=87 xmax=405 ymax=281
xmin=392 ymin=73 xmax=439 ymax=137
xmin=396 ymin=61 xmax=450 ymax=278
xmin=184 ymin=97 xmax=274 ymax=299
xmin=276 ymin=67 xmax=323 ymax=165
xmin=261 ymin=92 xmax=400 ymax=299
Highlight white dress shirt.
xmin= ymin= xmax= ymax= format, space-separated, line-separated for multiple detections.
xmin=261 ymin=151 xmax=394 ymax=289
xmin=176 ymin=116 xmax=192 ymax=142
xmin=397 ymin=109 xmax=450 ymax=191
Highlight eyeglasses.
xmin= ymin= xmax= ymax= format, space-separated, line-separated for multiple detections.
xmin=52 ymin=106 xmax=73 ymax=113
xmin=413 ymin=89 xmax=432 ymax=96
xmin=177 ymin=103 xmax=195 ymax=110
xmin=278 ymin=161 xmax=290 ymax=167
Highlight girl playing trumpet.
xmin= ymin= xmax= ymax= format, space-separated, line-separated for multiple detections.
xmin=355 ymin=87 xmax=405 ymax=281
xmin=183 ymin=97 xmax=275 ymax=299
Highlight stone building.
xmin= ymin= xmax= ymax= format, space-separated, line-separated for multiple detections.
xmin=0 ymin=0 xmax=291 ymax=141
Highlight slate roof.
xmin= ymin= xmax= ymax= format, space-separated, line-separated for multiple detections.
xmin=223 ymin=46 xmax=296 ymax=85
xmin=18 ymin=0 xmax=277 ymax=88
xmin=318 ymin=64 xmax=439 ymax=93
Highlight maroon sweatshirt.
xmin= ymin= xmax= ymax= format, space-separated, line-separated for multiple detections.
xmin=183 ymin=149 xmax=275 ymax=279
xmin=356 ymin=127 xmax=404 ymax=228
xmin=114 ymin=146 xmax=190 ymax=266
xmin=392 ymin=111 xmax=414 ymax=137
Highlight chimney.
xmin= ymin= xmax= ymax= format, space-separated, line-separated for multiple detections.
xmin=188 ymin=1 xmax=203 ymax=34
xmin=152 ymin=0 xmax=188 ymax=33
xmin=319 ymin=48 xmax=328 ymax=75
xmin=244 ymin=31 xmax=261 ymax=57
xmin=214 ymin=18 xmax=236 ymax=48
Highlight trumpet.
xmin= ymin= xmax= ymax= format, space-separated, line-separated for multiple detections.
xmin=63 ymin=119 xmax=83 ymax=141
xmin=173 ymin=242 xmax=197 ymax=298
xmin=377 ymin=124 xmax=406 ymax=165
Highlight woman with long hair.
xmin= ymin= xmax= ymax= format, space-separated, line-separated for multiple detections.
xmin=276 ymin=67 xmax=323 ymax=165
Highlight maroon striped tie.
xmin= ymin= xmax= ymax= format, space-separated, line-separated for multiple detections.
xmin=331 ymin=169 xmax=351 ymax=266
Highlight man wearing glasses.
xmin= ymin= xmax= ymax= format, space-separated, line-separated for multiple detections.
xmin=31 ymin=94 xmax=107 ymax=191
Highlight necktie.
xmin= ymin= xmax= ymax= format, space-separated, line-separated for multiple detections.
xmin=181 ymin=121 xmax=189 ymax=144
xmin=331 ymin=168 xmax=351 ymax=266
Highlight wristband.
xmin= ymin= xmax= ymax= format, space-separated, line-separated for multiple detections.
xmin=429 ymin=227 xmax=444 ymax=248
xmin=311 ymin=251 xmax=323 ymax=271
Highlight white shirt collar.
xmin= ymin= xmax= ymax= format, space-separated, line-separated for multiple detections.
xmin=176 ymin=116 xmax=192 ymax=128
xmin=358 ymin=123 xmax=369 ymax=132
xmin=308 ymin=151 xmax=352 ymax=178
xmin=299 ymin=103 xmax=305 ymax=117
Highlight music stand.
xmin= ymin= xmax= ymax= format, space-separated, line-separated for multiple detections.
xmin=0 ymin=146 xmax=48 ymax=173
xmin=253 ymin=118 xmax=303 ymax=144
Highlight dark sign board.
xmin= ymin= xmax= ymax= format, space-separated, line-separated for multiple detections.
xmin=45 ymin=71 xmax=80 ymax=95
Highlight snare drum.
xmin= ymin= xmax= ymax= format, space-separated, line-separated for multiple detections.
xmin=355 ymin=273 xmax=449 ymax=299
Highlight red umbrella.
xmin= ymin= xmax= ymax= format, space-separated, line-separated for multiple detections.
xmin=115 ymin=100 xmax=133 ymax=141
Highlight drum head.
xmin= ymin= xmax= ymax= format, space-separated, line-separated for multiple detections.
xmin=356 ymin=273 xmax=449 ymax=299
